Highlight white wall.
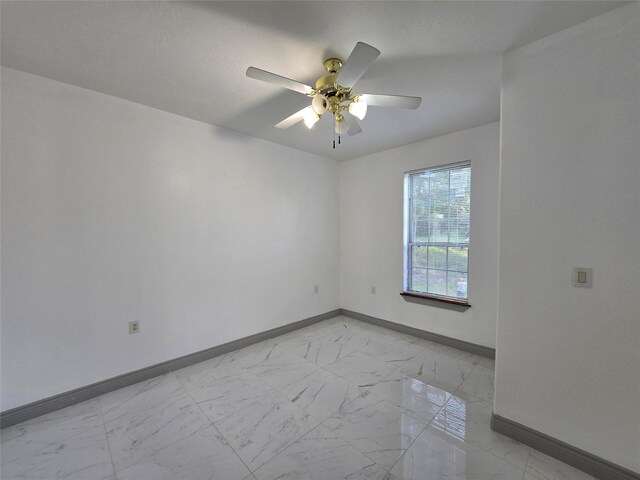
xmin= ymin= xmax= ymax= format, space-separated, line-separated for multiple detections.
xmin=496 ymin=3 xmax=640 ymax=472
xmin=0 ymin=67 xmax=340 ymax=411
xmin=340 ymin=122 xmax=500 ymax=348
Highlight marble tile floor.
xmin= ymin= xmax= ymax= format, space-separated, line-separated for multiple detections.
xmin=1 ymin=315 xmax=596 ymax=480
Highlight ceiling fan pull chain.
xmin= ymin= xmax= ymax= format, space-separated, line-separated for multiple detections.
xmin=333 ymin=113 xmax=336 ymax=149
xmin=338 ymin=135 xmax=341 ymax=145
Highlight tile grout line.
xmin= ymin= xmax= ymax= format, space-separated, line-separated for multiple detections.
xmin=522 ymin=448 xmax=533 ymax=480
xmin=449 ymin=386 xmax=532 ymax=473
xmin=336 ymin=321 xmax=520 ymax=478
xmin=342 ymin=325 xmax=496 ymax=477
xmin=251 ymin=421 xmax=328 ymax=477
xmin=105 ymin=373 xmax=217 ymax=475
xmin=383 ymin=390 xmax=454 ymax=477
xmin=177 ymin=368 xmax=256 ymax=479
xmin=310 ymin=343 xmax=445 ymax=475
xmin=444 ymin=381 xmax=532 ymax=477
xmin=176 ymin=351 xmax=327 ymax=477
xmin=311 ymin=321 xmax=428 ymax=391
xmin=185 ymin=320 xmax=480 ymax=478
xmin=246 ymin=386 xmax=324 ymax=474
xmin=263 ymin=321 xmax=419 ymax=475
xmin=241 ymin=344 xmax=367 ymax=475
xmin=97 ymin=396 xmax=119 ymax=480
xmin=243 ymin=394 xmax=325 ymax=475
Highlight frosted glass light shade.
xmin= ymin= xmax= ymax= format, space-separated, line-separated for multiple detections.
xmin=312 ymin=95 xmax=328 ymax=115
xmin=303 ymin=108 xmax=320 ymax=129
xmin=348 ymin=97 xmax=367 ymax=120
xmin=335 ymin=117 xmax=349 ymax=134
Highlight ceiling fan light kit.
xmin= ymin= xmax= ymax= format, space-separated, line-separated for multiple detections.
xmin=311 ymin=94 xmax=328 ymax=115
xmin=348 ymin=96 xmax=367 ymax=120
xmin=334 ymin=113 xmax=349 ymax=134
xmin=246 ymin=42 xmax=421 ymax=147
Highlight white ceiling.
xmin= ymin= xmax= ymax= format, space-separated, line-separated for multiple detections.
xmin=0 ymin=1 xmax=626 ymax=160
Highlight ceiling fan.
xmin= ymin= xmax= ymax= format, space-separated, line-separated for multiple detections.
xmin=246 ymin=42 xmax=421 ymax=143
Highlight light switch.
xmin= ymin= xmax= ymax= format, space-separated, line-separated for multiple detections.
xmin=573 ymin=267 xmax=592 ymax=288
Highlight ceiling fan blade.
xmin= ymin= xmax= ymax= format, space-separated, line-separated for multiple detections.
xmin=338 ymin=42 xmax=381 ymax=88
xmin=275 ymin=106 xmax=311 ymax=129
xmin=246 ymin=67 xmax=313 ymax=95
xmin=361 ymin=94 xmax=422 ymax=109
xmin=347 ymin=116 xmax=363 ymax=136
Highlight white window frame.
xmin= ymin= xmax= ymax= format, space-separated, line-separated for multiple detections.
xmin=403 ymin=161 xmax=471 ymax=305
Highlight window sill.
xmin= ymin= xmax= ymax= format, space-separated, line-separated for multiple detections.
xmin=400 ymin=291 xmax=470 ymax=309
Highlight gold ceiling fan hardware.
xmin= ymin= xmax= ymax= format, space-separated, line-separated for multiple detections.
xmin=327 ymin=95 xmax=343 ymax=113
xmin=323 ymin=58 xmax=343 ymax=74
xmin=246 ymin=41 xmax=421 ymax=141
xmin=314 ymin=58 xmax=353 ymax=99
xmin=314 ymin=73 xmax=338 ymax=95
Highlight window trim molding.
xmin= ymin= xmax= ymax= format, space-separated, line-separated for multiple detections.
xmin=403 ymin=160 xmax=471 ymax=302
xmin=400 ymin=291 xmax=470 ymax=307
xmin=404 ymin=160 xmax=471 ymax=176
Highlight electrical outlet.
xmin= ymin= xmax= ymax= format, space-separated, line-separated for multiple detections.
xmin=573 ymin=267 xmax=592 ymax=288
xmin=129 ymin=321 xmax=140 ymax=334
xmin=314 ymin=285 xmax=319 ymax=294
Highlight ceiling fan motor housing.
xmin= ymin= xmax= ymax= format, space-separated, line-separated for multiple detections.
xmin=314 ymin=57 xmax=355 ymax=115
xmin=315 ymin=73 xmax=338 ymax=96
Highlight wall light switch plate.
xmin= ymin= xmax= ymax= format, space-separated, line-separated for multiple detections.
xmin=573 ymin=267 xmax=592 ymax=288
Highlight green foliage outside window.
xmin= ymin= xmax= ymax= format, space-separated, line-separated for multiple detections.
xmin=406 ymin=163 xmax=470 ymax=299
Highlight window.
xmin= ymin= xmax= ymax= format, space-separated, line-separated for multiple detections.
xmin=403 ymin=161 xmax=470 ymax=304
